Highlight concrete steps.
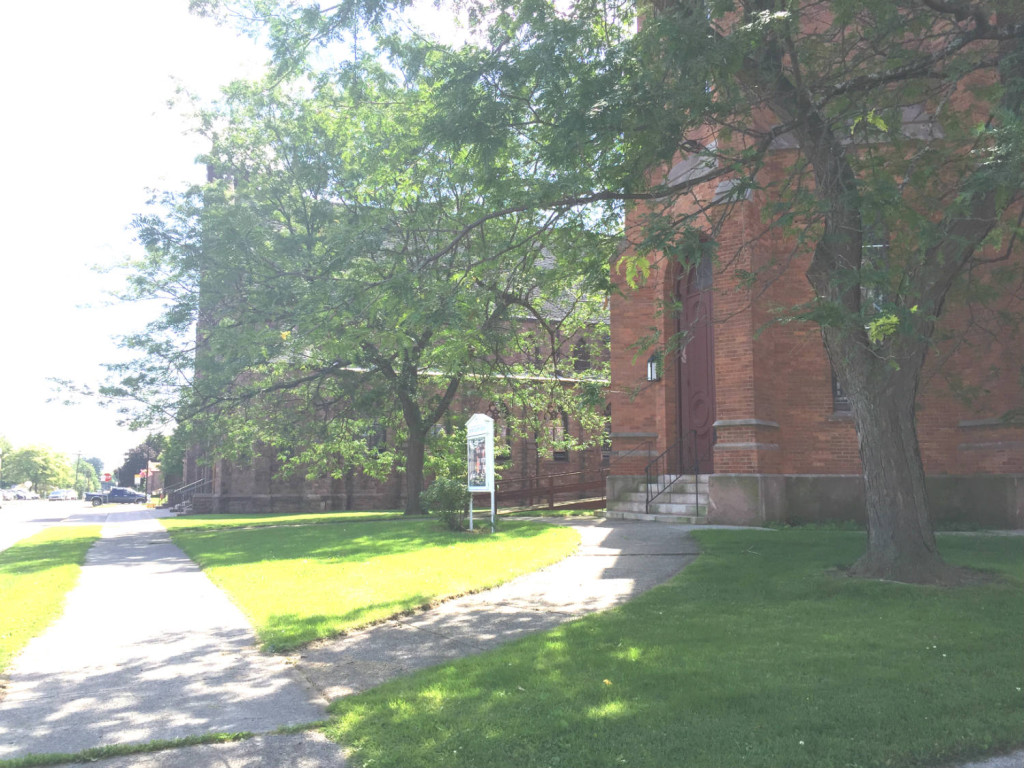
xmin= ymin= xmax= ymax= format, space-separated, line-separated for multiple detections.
xmin=606 ymin=474 xmax=711 ymax=523
xmin=607 ymin=510 xmax=707 ymax=524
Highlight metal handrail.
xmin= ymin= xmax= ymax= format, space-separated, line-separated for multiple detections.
xmin=161 ymin=479 xmax=187 ymax=496
xmin=166 ymin=476 xmax=212 ymax=508
xmin=644 ymin=431 xmax=700 ymax=514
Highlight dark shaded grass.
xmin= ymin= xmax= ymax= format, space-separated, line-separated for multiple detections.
xmin=326 ymin=530 xmax=1023 ymax=768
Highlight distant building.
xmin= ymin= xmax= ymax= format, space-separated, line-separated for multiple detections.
xmin=182 ymin=316 xmax=611 ymax=514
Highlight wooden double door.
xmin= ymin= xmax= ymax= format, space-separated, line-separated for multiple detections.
xmin=675 ymin=257 xmax=716 ymax=474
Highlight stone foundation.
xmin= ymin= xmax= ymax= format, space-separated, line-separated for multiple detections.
xmin=606 ymin=475 xmax=648 ymax=508
xmin=706 ymin=473 xmax=1024 ymax=528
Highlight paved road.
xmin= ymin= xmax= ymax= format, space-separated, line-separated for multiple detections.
xmin=0 ymin=507 xmax=327 ymax=760
xmin=0 ymin=498 xmax=103 ymax=553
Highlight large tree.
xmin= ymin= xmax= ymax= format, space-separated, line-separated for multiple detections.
xmin=3 ymin=446 xmax=74 ymax=494
xmin=84 ymin=456 xmax=103 ymax=477
xmin=200 ymin=0 xmax=1023 ymax=580
xmin=0 ymin=435 xmax=12 ymax=487
xmin=111 ymin=71 xmax=609 ymax=515
xmin=70 ymin=459 xmax=99 ymax=497
xmin=114 ymin=435 xmax=165 ymax=488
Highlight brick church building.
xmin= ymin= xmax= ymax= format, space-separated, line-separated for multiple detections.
xmin=604 ymin=132 xmax=1023 ymax=528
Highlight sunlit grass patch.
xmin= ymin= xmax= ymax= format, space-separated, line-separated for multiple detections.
xmin=161 ymin=510 xmax=403 ymax=531
xmin=167 ymin=518 xmax=579 ymax=651
xmin=0 ymin=526 xmax=101 ymax=673
xmin=326 ymin=529 xmax=1023 ymax=768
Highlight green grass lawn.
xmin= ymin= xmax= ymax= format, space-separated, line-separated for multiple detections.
xmin=161 ymin=510 xmax=404 ymax=531
xmin=0 ymin=526 xmax=101 ymax=673
xmin=498 ymin=508 xmax=603 ymax=518
xmin=325 ymin=529 xmax=1024 ymax=768
xmin=165 ymin=517 xmax=579 ymax=651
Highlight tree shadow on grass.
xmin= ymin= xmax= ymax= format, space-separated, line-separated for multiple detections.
xmin=0 ymin=531 xmax=99 ymax=577
xmin=293 ymin=520 xmax=700 ymax=702
xmin=170 ymin=518 xmax=562 ymax=571
xmin=322 ymin=530 xmax=1024 ymax=768
xmin=259 ymin=597 xmax=431 ymax=652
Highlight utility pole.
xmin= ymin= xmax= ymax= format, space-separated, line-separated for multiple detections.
xmin=73 ymin=452 xmax=82 ymax=499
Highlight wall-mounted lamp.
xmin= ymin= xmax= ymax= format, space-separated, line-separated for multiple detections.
xmin=647 ymin=353 xmax=662 ymax=382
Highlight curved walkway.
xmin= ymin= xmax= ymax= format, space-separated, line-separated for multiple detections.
xmin=293 ymin=517 xmax=701 ymax=700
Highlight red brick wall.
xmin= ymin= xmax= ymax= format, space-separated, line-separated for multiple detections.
xmin=610 ymin=149 xmax=1023 ymax=479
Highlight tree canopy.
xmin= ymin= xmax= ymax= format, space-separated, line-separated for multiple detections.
xmin=182 ymin=0 xmax=1023 ymax=580
xmin=84 ymin=456 xmax=103 ymax=477
xmin=114 ymin=435 xmax=165 ymax=489
xmin=1 ymin=446 xmax=98 ymax=494
xmin=111 ymin=66 xmax=610 ymax=514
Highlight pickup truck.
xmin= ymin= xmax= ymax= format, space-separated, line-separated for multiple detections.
xmin=84 ymin=487 xmax=147 ymax=506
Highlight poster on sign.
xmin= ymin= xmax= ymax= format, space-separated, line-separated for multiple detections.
xmin=466 ymin=413 xmax=494 ymax=492
xmin=468 ymin=436 xmax=487 ymax=490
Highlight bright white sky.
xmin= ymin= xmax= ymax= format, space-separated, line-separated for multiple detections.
xmin=0 ymin=0 xmax=270 ymax=473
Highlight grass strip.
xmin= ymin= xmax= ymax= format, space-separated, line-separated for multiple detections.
xmin=0 ymin=732 xmax=253 ymax=768
xmin=167 ymin=518 xmax=579 ymax=651
xmin=326 ymin=529 xmax=1024 ymax=768
xmin=162 ymin=509 xmax=599 ymax=532
xmin=498 ymin=508 xmax=602 ymax=518
xmin=0 ymin=526 xmax=102 ymax=674
xmin=161 ymin=510 xmax=403 ymax=531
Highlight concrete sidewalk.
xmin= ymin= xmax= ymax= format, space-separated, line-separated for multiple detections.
xmin=0 ymin=508 xmax=328 ymax=761
xmin=0 ymin=514 xmax=700 ymax=766
xmin=294 ymin=517 xmax=701 ymax=700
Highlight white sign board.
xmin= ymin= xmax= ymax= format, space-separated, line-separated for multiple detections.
xmin=466 ymin=413 xmax=494 ymax=492
xmin=466 ymin=413 xmax=495 ymax=531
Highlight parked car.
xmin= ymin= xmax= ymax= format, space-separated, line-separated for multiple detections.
xmin=48 ymin=489 xmax=77 ymax=501
xmin=84 ymin=487 xmax=146 ymax=506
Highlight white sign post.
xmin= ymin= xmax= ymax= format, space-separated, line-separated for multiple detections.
xmin=466 ymin=413 xmax=495 ymax=532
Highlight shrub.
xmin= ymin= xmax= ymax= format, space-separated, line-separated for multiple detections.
xmin=420 ymin=477 xmax=471 ymax=531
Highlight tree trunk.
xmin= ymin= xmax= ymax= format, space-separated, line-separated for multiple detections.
xmin=403 ymin=432 xmax=426 ymax=515
xmin=846 ymin=374 xmax=952 ymax=583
